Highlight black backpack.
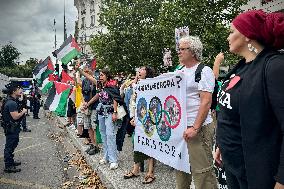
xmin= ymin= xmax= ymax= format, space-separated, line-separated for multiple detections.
xmin=195 ymin=63 xmax=219 ymax=110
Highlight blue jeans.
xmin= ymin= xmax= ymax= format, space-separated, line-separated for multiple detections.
xmin=98 ymin=114 xmax=118 ymax=163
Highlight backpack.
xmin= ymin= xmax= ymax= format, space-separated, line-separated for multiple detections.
xmin=195 ymin=63 xmax=219 ymax=110
xmin=82 ymin=79 xmax=92 ymax=96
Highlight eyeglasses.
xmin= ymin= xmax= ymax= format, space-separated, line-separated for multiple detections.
xmin=177 ymin=47 xmax=191 ymax=52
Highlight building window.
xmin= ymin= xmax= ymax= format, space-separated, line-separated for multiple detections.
xmin=81 ymin=17 xmax=85 ymax=29
xmin=90 ymin=0 xmax=95 ymax=12
xmin=91 ymin=15 xmax=95 ymax=26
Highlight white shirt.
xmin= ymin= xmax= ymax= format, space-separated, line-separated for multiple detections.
xmin=27 ymin=99 xmax=30 ymax=107
xmin=183 ymin=63 xmax=215 ymax=126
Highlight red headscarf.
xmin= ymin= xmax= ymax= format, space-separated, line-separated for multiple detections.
xmin=232 ymin=10 xmax=284 ymax=50
xmin=105 ymin=79 xmax=117 ymax=87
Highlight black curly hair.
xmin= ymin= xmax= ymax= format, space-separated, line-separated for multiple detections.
xmin=144 ymin=66 xmax=155 ymax=79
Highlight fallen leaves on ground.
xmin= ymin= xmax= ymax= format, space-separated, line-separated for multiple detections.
xmin=47 ymin=132 xmax=65 ymax=143
xmin=62 ymin=181 xmax=74 ymax=189
xmin=66 ymin=150 xmax=106 ymax=189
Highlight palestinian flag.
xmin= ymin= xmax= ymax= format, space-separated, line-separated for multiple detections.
xmin=38 ymin=73 xmax=59 ymax=94
xmin=61 ymin=70 xmax=74 ymax=84
xmin=44 ymin=81 xmax=71 ymax=116
xmin=55 ymin=35 xmax=81 ymax=65
xmin=33 ymin=56 xmax=55 ymax=86
xmin=69 ymin=86 xmax=75 ymax=103
xmin=90 ymin=58 xmax=97 ymax=71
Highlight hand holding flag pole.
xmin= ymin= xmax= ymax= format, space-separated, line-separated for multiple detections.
xmin=74 ymin=59 xmax=81 ymax=71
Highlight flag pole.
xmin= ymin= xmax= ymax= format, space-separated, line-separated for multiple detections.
xmin=54 ymin=19 xmax=57 ymax=50
xmin=64 ymin=0 xmax=67 ymax=41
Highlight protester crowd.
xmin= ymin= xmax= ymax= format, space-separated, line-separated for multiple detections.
xmin=1 ymin=9 xmax=284 ymax=189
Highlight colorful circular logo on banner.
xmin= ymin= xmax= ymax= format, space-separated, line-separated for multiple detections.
xmin=143 ymin=115 xmax=155 ymax=137
xmin=156 ymin=119 xmax=171 ymax=141
xmin=163 ymin=95 xmax=181 ymax=129
xmin=137 ymin=95 xmax=181 ymax=139
xmin=149 ymin=96 xmax=162 ymax=125
xmin=137 ymin=97 xmax=147 ymax=123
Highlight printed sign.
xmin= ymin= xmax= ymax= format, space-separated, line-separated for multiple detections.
xmin=134 ymin=71 xmax=190 ymax=173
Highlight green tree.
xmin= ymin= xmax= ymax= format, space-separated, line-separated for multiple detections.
xmin=0 ymin=43 xmax=21 ymax=67
xmin=0 ymin=58 xmax=38 ymax=78
xmin=21 ymin=58 xmax=38 ymax=78
xmin=90 ymin=0 xmax=247 ymax=74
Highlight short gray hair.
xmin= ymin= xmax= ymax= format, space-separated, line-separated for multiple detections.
xmin=179 ymin=36 xmax=203 ymax=61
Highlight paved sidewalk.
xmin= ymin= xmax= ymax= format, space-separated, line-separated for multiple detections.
xmin=56 ymin=116 xmax=178 ymax=189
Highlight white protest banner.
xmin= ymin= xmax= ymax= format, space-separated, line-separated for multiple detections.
xmin=134 ymin=71 xmax=190 ymax=173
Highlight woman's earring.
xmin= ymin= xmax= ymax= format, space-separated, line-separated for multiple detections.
xmin=248 ymin=43 xmax=258 ymax=54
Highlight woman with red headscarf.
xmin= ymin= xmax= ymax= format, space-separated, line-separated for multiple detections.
xmin=214 ymin=10 xmax=284 ymax=189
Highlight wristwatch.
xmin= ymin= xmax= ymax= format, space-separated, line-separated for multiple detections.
xmin=113 ymin=111 xmax=117 ymax=114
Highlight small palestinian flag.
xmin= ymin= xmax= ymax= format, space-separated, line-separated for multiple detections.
xmin=55 ymin=35 xmax=81 ymax=65
xmin=44 ymin=81 xmax=71 ymax=116
xmin=90 ymin=58 xmax=97 ymax=71
xmin=61 ymin=70 xmax=74 ymax=84
xmin=69 ymin=86 xmax=75 ymax=104
xmin=33 ymin=56 xmax=54 ymax=86
xmin=39 ymin=75 xmax=54 ymax=94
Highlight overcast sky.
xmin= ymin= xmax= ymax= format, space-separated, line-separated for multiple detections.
xmin=0 ymin=0 xmax=77 ymax=63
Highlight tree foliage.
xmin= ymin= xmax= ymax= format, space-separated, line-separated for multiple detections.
xmin=0 ymin=43 xmax=38 ymax=78
xmin=0 ymin=57 xmax=38 ymax=78
xmin=90 ymin=0 xmax=247 ymax=74
xmin=0 ymin=43 xmax=21 ymax=67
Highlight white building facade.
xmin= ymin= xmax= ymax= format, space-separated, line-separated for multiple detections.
xmin=74 ymin=0 xmax=107 ymax=59
xmin=0 ymin=73 xmax=9 ymax=92
xmin=241 ymin=0 xmax=284 ymax=13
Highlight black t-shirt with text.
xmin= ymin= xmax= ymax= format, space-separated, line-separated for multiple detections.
xmin=216 ymin=61 xmax=251 ymax=175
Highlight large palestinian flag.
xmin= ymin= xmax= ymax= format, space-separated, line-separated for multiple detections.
xmin=44 ymin=81 xmax=71 ymax=116
xmin=33 ymin=56 xmax=54 ymax=86
xmin=55 ymin=35 xmax=81 ymax=65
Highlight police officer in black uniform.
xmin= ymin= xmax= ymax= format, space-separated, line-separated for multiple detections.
xmin=32 ymin=94 xmax=40 ymax=119
xmin=2 ymin=83 xmax=27 ymax=173
xmin=17 ymin=94 xmax=31 ymax=132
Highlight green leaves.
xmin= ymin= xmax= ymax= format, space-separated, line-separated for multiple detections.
xmin=90 ymin=0 xmax=247 ymax=74
xmin=0 ymin=43 xmax=38 ymax=78
xmin=0 ymin=43 xmax=21 ymax=67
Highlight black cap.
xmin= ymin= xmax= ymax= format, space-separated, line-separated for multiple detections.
xmin=2 ymin=82 xmax=22 ymax=94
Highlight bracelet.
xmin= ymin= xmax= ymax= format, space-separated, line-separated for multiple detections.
xmin=192 ymin=126 xmax=199 ymax=132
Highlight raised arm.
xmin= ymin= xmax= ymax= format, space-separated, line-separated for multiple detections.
xmin=75 ymin=59 xmax=97 ymax=84
xmin=213 ymin=52 xmax=224 ymax=80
